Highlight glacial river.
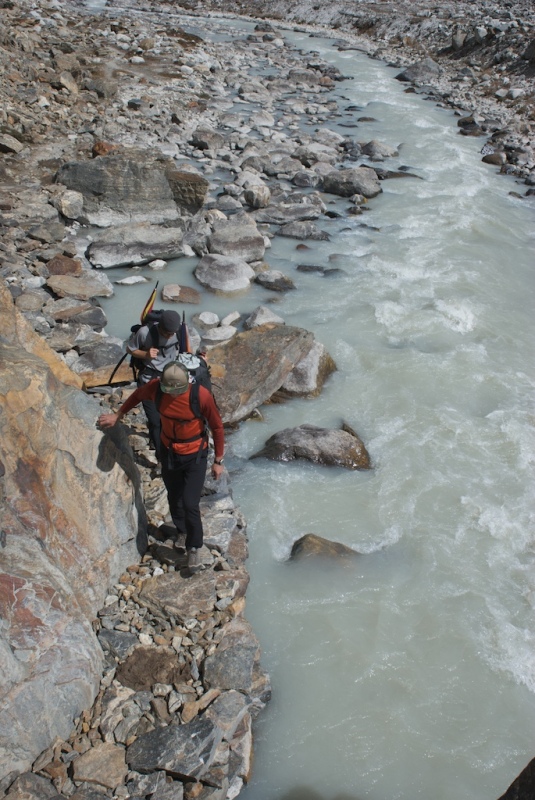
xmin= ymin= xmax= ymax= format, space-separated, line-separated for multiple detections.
xmin=96 ymin=10 xmax=535 ymax=800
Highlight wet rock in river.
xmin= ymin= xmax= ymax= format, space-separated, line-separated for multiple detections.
xmin=201 ymin=324 xmax=238 ymax=348
xmin=278 ymin=220 xmax=330 ymax=240
xmin=251 ymin=423 xmax=371 ymax=469
xmin=290 ymin=533 xmax=361 ymax=562
xmin=278 ymin=340 xmax=337 ymax=398
xmin=207 ymin=324 xmax=314 ymax=424
xmin=294 ymin=141 xmax=339 ymax=166
xmin=252 ymin=194 xmax=324 ymax=224
xmin=243 ymin=305 xmax=285 ymax=329
xmin=361 ymin=139 xmax=399 ymax=160
xmin=161 ymin=283 xmax=202 ymax=304
xmin=322 ymin=166 xmax=382 ymax=198
xmin=254 ymin=269 xmax=296 ymax=291
xmin=243 ymin=183 xmax=271 ymax=209
xmin=207 ymin=216 xmax=265 ymax=262
xmin=195 ymin=253 xmax=255 ymax=293
xmin=190 ymin=126 xmax=225 ymax=153
xmin=497 ymin=755 xmax=535 ymax=800
xmin=395 ymin=57 xmax=442 ymax=86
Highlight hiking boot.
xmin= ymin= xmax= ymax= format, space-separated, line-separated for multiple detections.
xmin=187 ymin=548 xmax=201 ymax=574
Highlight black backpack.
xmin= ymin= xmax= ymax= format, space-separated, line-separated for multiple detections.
xmin=129 ymin=309 xmax=166 ymax=379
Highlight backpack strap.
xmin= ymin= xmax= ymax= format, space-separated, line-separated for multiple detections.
xmin=141 ymin=324 xmax=160 ymax=351
xmin=188 ymin=380 xmax=201 ymax=419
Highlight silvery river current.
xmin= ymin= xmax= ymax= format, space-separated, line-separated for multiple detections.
xmin=94 ymin=8 xmax=535 ymax=800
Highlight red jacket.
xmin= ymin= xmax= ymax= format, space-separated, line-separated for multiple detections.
xmin=120 ymin=379 xmax=224 ymax=458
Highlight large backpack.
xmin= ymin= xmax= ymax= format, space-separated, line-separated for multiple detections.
xmin=155 ymin=357 xmax=216 ymax=459
xmin=155 ymin=355 xmax=212 ymax=420
xmin=129 ymin=309 xmax=165 ymax=379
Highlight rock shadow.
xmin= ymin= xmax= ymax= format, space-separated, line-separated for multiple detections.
xmin=97 ymin=423 xmax=148 ymax=555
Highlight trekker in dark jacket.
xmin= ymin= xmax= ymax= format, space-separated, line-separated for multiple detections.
xmin=127 ymin=309 xmax=182 ymax=460
xmin=98 ymin=362 xmax=224 ymax=575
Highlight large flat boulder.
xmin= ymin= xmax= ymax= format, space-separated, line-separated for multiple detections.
xmin=207 ymin=217 xmax=265 ymax=263
xmin=55 ymin=150 xmax=207 ymax=227
xmin=46 ymin=272 xmax=114 ymax=300
xmin=87 ymin=223 xmax=186 ymax=269
xmin=207 ymin=324 xmax=315 ymax=424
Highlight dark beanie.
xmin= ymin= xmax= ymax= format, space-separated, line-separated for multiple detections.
xmin=160 ymin=310 xmax=181 ymax=333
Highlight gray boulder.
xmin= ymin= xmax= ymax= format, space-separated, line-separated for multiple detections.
xmin=190 ymin=126 xmax=225 ymax=152
xmin=194 ymin=254 xmax=255 ymax=293
xmin=87 ymin=223 xmax=186 ymax=269
xmin=3 ymin=773 xmax=60 ymax=799
xmin=201 ymin=325 xmax=238 ymax=347
xmin=46 ymin=272 xmax=114 ymax=300
xmin=288 ymin=67 xmax=322 ymax=85
xmin=207 ymin=325 xmax=314 ymax=424
xmin=322 ymin=167 xmax=381 ymax=198
xmin=126 ymin=716 xmax=223 ymax=781
xmin=395 ymin=57 xmax=442 ymax=86
xmin=292 ymin=169 xmax=321 ymax=188
xmin=361 ymin=140 xmax=399 ymax=160
xmin=243 ymin=306 xmax=285 ymax=329
xmin=204 ymin=617 xmax=270 ymax=704
xmin=294 ymin=142 xmax=339 ymax=167
xmin=208 ymin=218 xmax=265 ymax=263
xmin=252 ymin=198 xmax=323 ymax=225
xmin=278 ymin=340 xmax=336 ymax=397
xmin=278 ymin=221 xmax=329 ymax=240
xmin=205 ymin=690 xmax=251 ymax=741
xmin=243 ymin=184 xmax=271 ymax=209
xmin=56 ymin=152 xmax=208 ymax=227
xmin=56 ymin=151 xmax=179 ymax=227
xmin=254 ymin=270 xmax=296 ymax=292
xmin=251 ymin=423 xmax=371 ymax=470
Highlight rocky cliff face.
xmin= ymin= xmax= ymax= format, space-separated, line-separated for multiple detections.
xmin=0 ymin=284 xmax=144 ymax=779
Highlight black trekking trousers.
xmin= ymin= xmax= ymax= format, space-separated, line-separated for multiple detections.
xmin=141 ymin=396 xmax=162 ymax=460
xmin=160 ymin=445 xmax=207 ymax=550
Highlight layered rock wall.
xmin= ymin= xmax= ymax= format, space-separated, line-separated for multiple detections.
xmin=0 ymin=285 xmax=143 ymax=779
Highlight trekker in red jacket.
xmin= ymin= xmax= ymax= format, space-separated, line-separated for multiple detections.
xmin=99 ymin=361 xmax=224 ymax=575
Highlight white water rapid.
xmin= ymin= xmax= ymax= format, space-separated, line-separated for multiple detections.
xmin=97 ymin=15 xmax=535 ymax=800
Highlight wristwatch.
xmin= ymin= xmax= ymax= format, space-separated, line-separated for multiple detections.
xmin=214 ymin=458 xmax=224 ymax=465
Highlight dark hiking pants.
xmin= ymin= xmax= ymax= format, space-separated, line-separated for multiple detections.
xmin=141 ymin=396 xmax=161 ymax=460
xmin=161 ymin=445 xmax=207 ymax=550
